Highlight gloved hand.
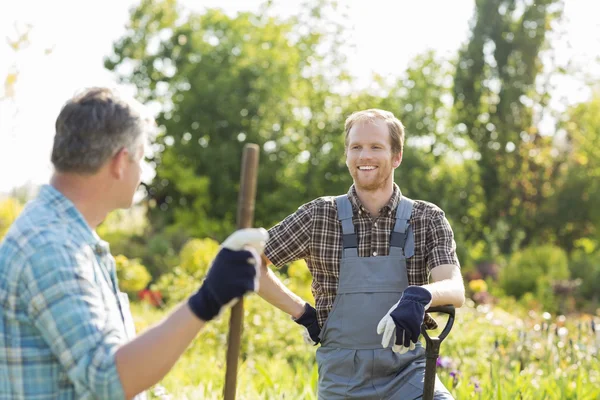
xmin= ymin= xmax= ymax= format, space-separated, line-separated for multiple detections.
xmin=188 ymin=228 xmax=269 ymax=321
xmin=377 ymin=286 xmax=432 ymax=354
xmin=293 ymin=303 xmax=321 ymax=345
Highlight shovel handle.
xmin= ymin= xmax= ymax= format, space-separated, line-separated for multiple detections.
xmin=422 ymin=305 xmax=455 ymax=343
xmin=421 ymin=305 xmax=455 ymax=400
xmin=224 ymin=144 xmax=260 ymax=400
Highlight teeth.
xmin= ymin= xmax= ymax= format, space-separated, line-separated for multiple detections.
xmin=359 ymin=166 xmax=376 ymax=170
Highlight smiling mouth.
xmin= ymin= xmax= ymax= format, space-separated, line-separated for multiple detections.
xmin=358 ymin=166 xmax=377 ymax=171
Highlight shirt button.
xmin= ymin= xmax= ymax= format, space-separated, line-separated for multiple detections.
xmin=373 ymin=251 xmax=378 ymax=256
xmin=373 ymin=223 xmax=378 ymax=227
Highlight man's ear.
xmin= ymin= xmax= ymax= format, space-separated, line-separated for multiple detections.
xmin=110 ymin=147 xmax=130 ymax=179
xmin=392 ymin=151 xmax=403 ymax=168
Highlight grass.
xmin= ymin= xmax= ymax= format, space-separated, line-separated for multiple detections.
xmin=130 ymin=296 xmax=600 ymax=399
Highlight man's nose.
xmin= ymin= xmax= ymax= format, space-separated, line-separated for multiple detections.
xmin=359 ymin=149 xmax=374 ymax=159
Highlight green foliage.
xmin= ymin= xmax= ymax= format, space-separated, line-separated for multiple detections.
xmin=154 ymin=238 xmax=220 ymax=302
xmin=96 ymin=206 xmax=182 ymax=279
xmin=115 ymin=254 xmax=152 ymax=295
xmin=105 ymin=0 xmax=355 ymax=241
xmin=284 ymin=259 xmax=314 ymax=304
xmin=130 ymin=299 xmax=599 ymax=399
xmin=104 ymin=0 xmax=599 ymax=268
xmin=569 ymin=249 xmax=600 ymax=304
xmin=103 ymin=0 xmax=589 ymax=274
xmin=453 ymin=0 xmax=566 ymax=252
xmin=97 ymin=207 xmax=147 ymax=238
xmin=178 ymin=238 xmax=221 ymax=276
xmin=100 ymin=0 xmax=600 ymax=310
xmin=546 ymin=92 xmax=600 ymax=252
xmin=499 ymin=244 xmax=569 ymax=304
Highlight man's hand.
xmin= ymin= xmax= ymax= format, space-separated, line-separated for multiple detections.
xmin=293 ymin=303 xmax=321 ymax=345
xmin=377 ymin=286 xmax=432 ymax=354
xmin=187 ymin=228 xmax=269 ymax=321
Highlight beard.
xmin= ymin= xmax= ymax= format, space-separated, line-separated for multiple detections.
xmin=349 ymin=165 xmax=393 ymax=192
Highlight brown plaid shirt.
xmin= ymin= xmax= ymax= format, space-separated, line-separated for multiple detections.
xmin=264 ymin=184 xmax=460 ymax=328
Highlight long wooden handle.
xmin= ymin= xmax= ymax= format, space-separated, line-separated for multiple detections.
xmin=223 ymin=143 xmax=260 ymax=400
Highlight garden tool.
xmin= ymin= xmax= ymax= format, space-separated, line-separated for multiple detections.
xmin=421 ymin=305 xmax=456 ymax=400
xmin=224 ymin=143 xmax=260 ymax=400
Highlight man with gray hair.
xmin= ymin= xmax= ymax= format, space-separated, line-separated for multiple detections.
xmin=0 ymin=87 xmax=268 ymax=399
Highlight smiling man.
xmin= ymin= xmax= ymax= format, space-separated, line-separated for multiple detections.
xmin=257 ymin=109 xmax=465 ymax=399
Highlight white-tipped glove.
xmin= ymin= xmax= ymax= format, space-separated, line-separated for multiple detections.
xmin=377 ymin=286 xmax=432 ymax=354
xmin=187 ymin=228 xmax=269 ymax=321
xmin=221 ymin=227 xmax=269 ymax=294
xmin=221 ymin=227 xmax=269 ymax=253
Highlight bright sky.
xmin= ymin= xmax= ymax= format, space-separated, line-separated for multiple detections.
xmin=0 ymin=0 xmax=598 ymax=193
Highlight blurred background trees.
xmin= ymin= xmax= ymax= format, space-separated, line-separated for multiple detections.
xmin=2 ymin=0 xmax=599 ymax=313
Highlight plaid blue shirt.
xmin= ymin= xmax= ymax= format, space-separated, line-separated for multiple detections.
xmin=0 ymin=185 xmax=129 ymax=399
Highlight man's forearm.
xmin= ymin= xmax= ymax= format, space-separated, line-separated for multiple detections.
xmin=115 ymin=303 xmax=205 ymax=399
xmin=422 ymin=264 xmax=466 ymax=308
xmin=258 ymin=264 xmax=306 ymax=319
xmin=422 ymin=280 xmax=465 ymax=308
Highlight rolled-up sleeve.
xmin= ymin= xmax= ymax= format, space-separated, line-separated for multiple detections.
xmin=264 ymin=203 xmax=313 ymax=267
xmin=425 ymin=210 xmax=461 ymax=272
xmin=20 ymin=243 xmax=126 ymax=399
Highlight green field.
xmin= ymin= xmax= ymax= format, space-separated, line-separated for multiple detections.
xmin=131 ymin=297 xmax=600 ymax=400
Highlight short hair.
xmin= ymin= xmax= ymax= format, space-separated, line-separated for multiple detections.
xmin=51 ymin=87 xmax=151 ymax=173
xmin=344 ymin=109 xmax=405 ymax=155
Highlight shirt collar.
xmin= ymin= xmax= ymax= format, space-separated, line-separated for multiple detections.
xmin=346 ymin=183 xmax=403 ymax=217
xmin=37 ymin=184 xmax=104 ymax=250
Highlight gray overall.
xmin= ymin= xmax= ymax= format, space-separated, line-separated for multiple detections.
xmin=316 ymin=195 xmax=452 ymax=399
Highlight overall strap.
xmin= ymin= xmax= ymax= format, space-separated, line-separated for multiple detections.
xmin=335 ymin=195 xmax=358 ymax=258
xmin=390 ymin=197 xmax=415 ymax=256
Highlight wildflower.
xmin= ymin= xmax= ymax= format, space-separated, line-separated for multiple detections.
xmin=436 ymin=356 xmax=454 ymax=369
xmin=449 ymin=370 xmax=461 ymax=386
xmin=468 ymin=279 xmax=488 ymax=293
xmin=470 ymin=377 xmax=482 ymax=393
xmin=557 ymin=327 xmax=568 ymax=337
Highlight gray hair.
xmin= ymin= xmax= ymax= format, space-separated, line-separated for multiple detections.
xmin=51 ymin=87 xmax=151 ymax=174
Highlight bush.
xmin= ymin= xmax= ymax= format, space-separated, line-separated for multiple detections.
xmin=499 ymin=245 xmax=569 ymax=310
xmin=178 ymin=238 xmax=220 ymax=276
xmin=154 ymin=237 xmax=318 ymax=307
xmin=285 ymin=259 xmax=314 ymax=304
xmin=154 ymin=238 xmax=221 ymax=303
xmin=141 ymin=231 xmax=190 ymax=279
xmin=569 ymin=249 xmax=600 ymax=306
xmin=115 ymin=254 xmax=152 ymax=295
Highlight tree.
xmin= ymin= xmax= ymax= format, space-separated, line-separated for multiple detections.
xmin=545 ymin=92 xmax=600 ymax=252
xmin=105 ymin=0 xmax=354 ymax=240
xmin=453 ymin=0 xmax=565 ymax=252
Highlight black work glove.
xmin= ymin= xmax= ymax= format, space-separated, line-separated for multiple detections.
xmin=293 ymin=303 xmax=321 ymax=345
xmin=188 ymin=228 xmax=268 ymax=321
